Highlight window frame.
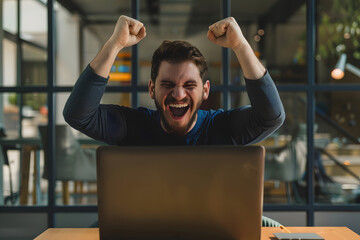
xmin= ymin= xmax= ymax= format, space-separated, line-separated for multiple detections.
xmin=1 ymin=0 xmax=360 ymax=229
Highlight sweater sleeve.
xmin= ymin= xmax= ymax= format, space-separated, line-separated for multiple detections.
xmin=63 ymin=65 xmax=127 ymax=145
xmin=228 ymin=71 xmax=285 ymax=145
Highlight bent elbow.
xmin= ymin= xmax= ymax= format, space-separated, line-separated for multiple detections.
xmin=277 ymin=111 xmax=286 ymax=128
xmin=63 ymin=105 xmax=79 ymax=129
xmin=263 ymin=111 xmax=286 ymax=133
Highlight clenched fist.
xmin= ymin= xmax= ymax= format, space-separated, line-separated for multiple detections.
xmin=110 ymin=15 xmax=146 ymax=48
xmin=207 ymin=17 xmax=246 ymax=50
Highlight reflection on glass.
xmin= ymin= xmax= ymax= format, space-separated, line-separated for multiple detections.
xmin=3 ymin=0 xmax=18 ymax=34
xmin=317 ymin=0 xmax=360 ymax=84
xmin=0 ymin=93 xmax=48 ymax=206
xmin=138 ymin=0 xmax=221 ymax=86
xmin=231 ymin=0 xmax=307 ymax=85
xmin=315 ymin=92 xmax=360 ymax=203
xmin=231 ymin=92 xmax=307 ymax=204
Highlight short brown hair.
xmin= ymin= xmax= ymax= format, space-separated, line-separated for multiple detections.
xmin=151 ymin=40 xmax=208 ymax=83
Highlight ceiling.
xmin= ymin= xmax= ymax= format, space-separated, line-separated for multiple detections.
xmin=58 ymin=0 xmax=279 ymax=22
xmin=57 ymin=0 xmax=305 ymax=38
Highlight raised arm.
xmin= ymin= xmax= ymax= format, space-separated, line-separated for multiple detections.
xmin=63 ymin=16 xmax=146 ymax=144
xmin=207 ymin=17 xmax=265 ymax=80
xmin=207 ymin=17 xmax=285 ymax=144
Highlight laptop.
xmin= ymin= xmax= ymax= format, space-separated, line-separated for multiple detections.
xmin=96 ymin=145 xmax=265 ymax=240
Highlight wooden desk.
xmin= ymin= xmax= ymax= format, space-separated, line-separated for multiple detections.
xmin=34 ymin=227 xmax=360 ymax=240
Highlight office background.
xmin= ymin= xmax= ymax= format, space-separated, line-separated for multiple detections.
xmin=1 ymin=0 xmax=360 ymax=239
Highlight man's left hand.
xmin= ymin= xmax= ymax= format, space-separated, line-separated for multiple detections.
xmin=207 ymin=17 xmax=246 ymax=50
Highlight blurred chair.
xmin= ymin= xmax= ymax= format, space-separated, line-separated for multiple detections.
xmin=0 ymin=127 xmax=20 ymax=205
xmin=265 ymin=125 xmax=307 ymax=203
xmin=38 ymin=125 xmax=97 ymax=204
xmin=1 ymin=144 xmax=20 ymax=205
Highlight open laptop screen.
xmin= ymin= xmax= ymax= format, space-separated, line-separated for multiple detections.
xmin=96 ymin=145 xmax=265 ymax=240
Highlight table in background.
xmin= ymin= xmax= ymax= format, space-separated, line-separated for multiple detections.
xmin=34 ymin=227 xmax=360 ymax=240
xmin=0 ymin=137 xmax=42 ymax=205
xmin=0 ymin=137 xmax=102 ymax=205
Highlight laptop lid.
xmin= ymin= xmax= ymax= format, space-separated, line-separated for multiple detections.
xmin=96 ymin=145 xmax=265 ymax=240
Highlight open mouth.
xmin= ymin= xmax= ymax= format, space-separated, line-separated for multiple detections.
xmin=168 ymin=103 xmax=189 ymax=119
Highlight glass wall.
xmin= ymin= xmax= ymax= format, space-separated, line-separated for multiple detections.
xmin=231 ymin=0 xmax=307 ymax=204
xmin=315 ymin=0 xmax=360 ymax=205
xmin=20 ymin=0 xmax=47 ymax=48
xmin=231 ymin=0 xmax=307 ymax=85
xmin=317 ymin=0 xmax=360 ymax=84
xmin=55 ymin=2 xmax=80 ymax=86
xmin=2 ymin=39 xmax=17 ymax=87
xmin=1 ymin=0 xmax=360 ymax=236
xmin=3 ymin=0 xmax=18 ymax=35
xmin=315 ymin=91 xmax=360 ymax=203
xmin=1 ymin=0 xmax=49 ymax=208
xmin=52 ymin=0 xmax=131 ymax=205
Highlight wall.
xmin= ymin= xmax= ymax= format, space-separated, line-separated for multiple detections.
xmin=55 ymin=4 xmax=80 ymax=124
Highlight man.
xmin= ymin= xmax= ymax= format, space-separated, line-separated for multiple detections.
xmin=63 ymin=15 xmax=285 ymax=145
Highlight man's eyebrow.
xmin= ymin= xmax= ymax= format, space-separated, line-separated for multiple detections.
xmin=159 ymin=79 xmax=198 ymax=84
xmin=159 ymin=79 xmax=174 ymax=84
xmin=184 ymin=80 xmax=198 ymax=84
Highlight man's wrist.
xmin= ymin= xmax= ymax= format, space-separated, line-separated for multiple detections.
xmin=107 ymin=36 xmax=125 ymax=53
xmin=231 ymin=40 xmax=250 ymax=55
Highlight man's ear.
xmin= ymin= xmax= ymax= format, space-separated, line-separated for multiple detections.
xmin=148 ymin=79 xmax=155 ymax=99
xmin=203 ymin=80 xmax=210 ymax=100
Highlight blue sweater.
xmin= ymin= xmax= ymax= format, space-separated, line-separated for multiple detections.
xmin=63 ymin=65 xmax=285 ymax=146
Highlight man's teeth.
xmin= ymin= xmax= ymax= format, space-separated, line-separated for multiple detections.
xmin=169 ymin=103 xmax=188 ymax=108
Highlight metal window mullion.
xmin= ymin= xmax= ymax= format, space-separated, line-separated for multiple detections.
xmin=16 ymin=0 xmax=24 ymax=137
xmin=222 ymin=0 xmax=230 ymax=110
xmin=0 ymin=0 xmax=3 ymax=87
xmin=131 ymin=0 xmax=139 ymax=108
xmin=47 ymin=0 xmax=56 ymax=228
xmin=306 ymin=0 xmax=316 ymax=226
xmin=0 ymin=0 xmax=3 ymax=206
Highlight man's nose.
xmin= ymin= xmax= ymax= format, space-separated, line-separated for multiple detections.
xmin=172 ymin=86 xmax=186 ymax=100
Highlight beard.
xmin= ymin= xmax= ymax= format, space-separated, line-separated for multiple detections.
xmin=154 ymin=94 xmax=203 ymax=136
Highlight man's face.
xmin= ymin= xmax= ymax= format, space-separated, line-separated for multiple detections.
xmin=149 ymin=60 xmax=210 ymax=136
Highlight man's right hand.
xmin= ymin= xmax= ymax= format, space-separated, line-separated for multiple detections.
xmin=110 ymin=15 xmax=146 ymax=49
xmin=89 ymin=15 xmax=146 ymax=78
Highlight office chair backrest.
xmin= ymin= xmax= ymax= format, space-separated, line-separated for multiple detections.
xmin=38 ymin=125 xmax=96 ymax=181
xmin=265 ymin=124 xmax=307 ymax=182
